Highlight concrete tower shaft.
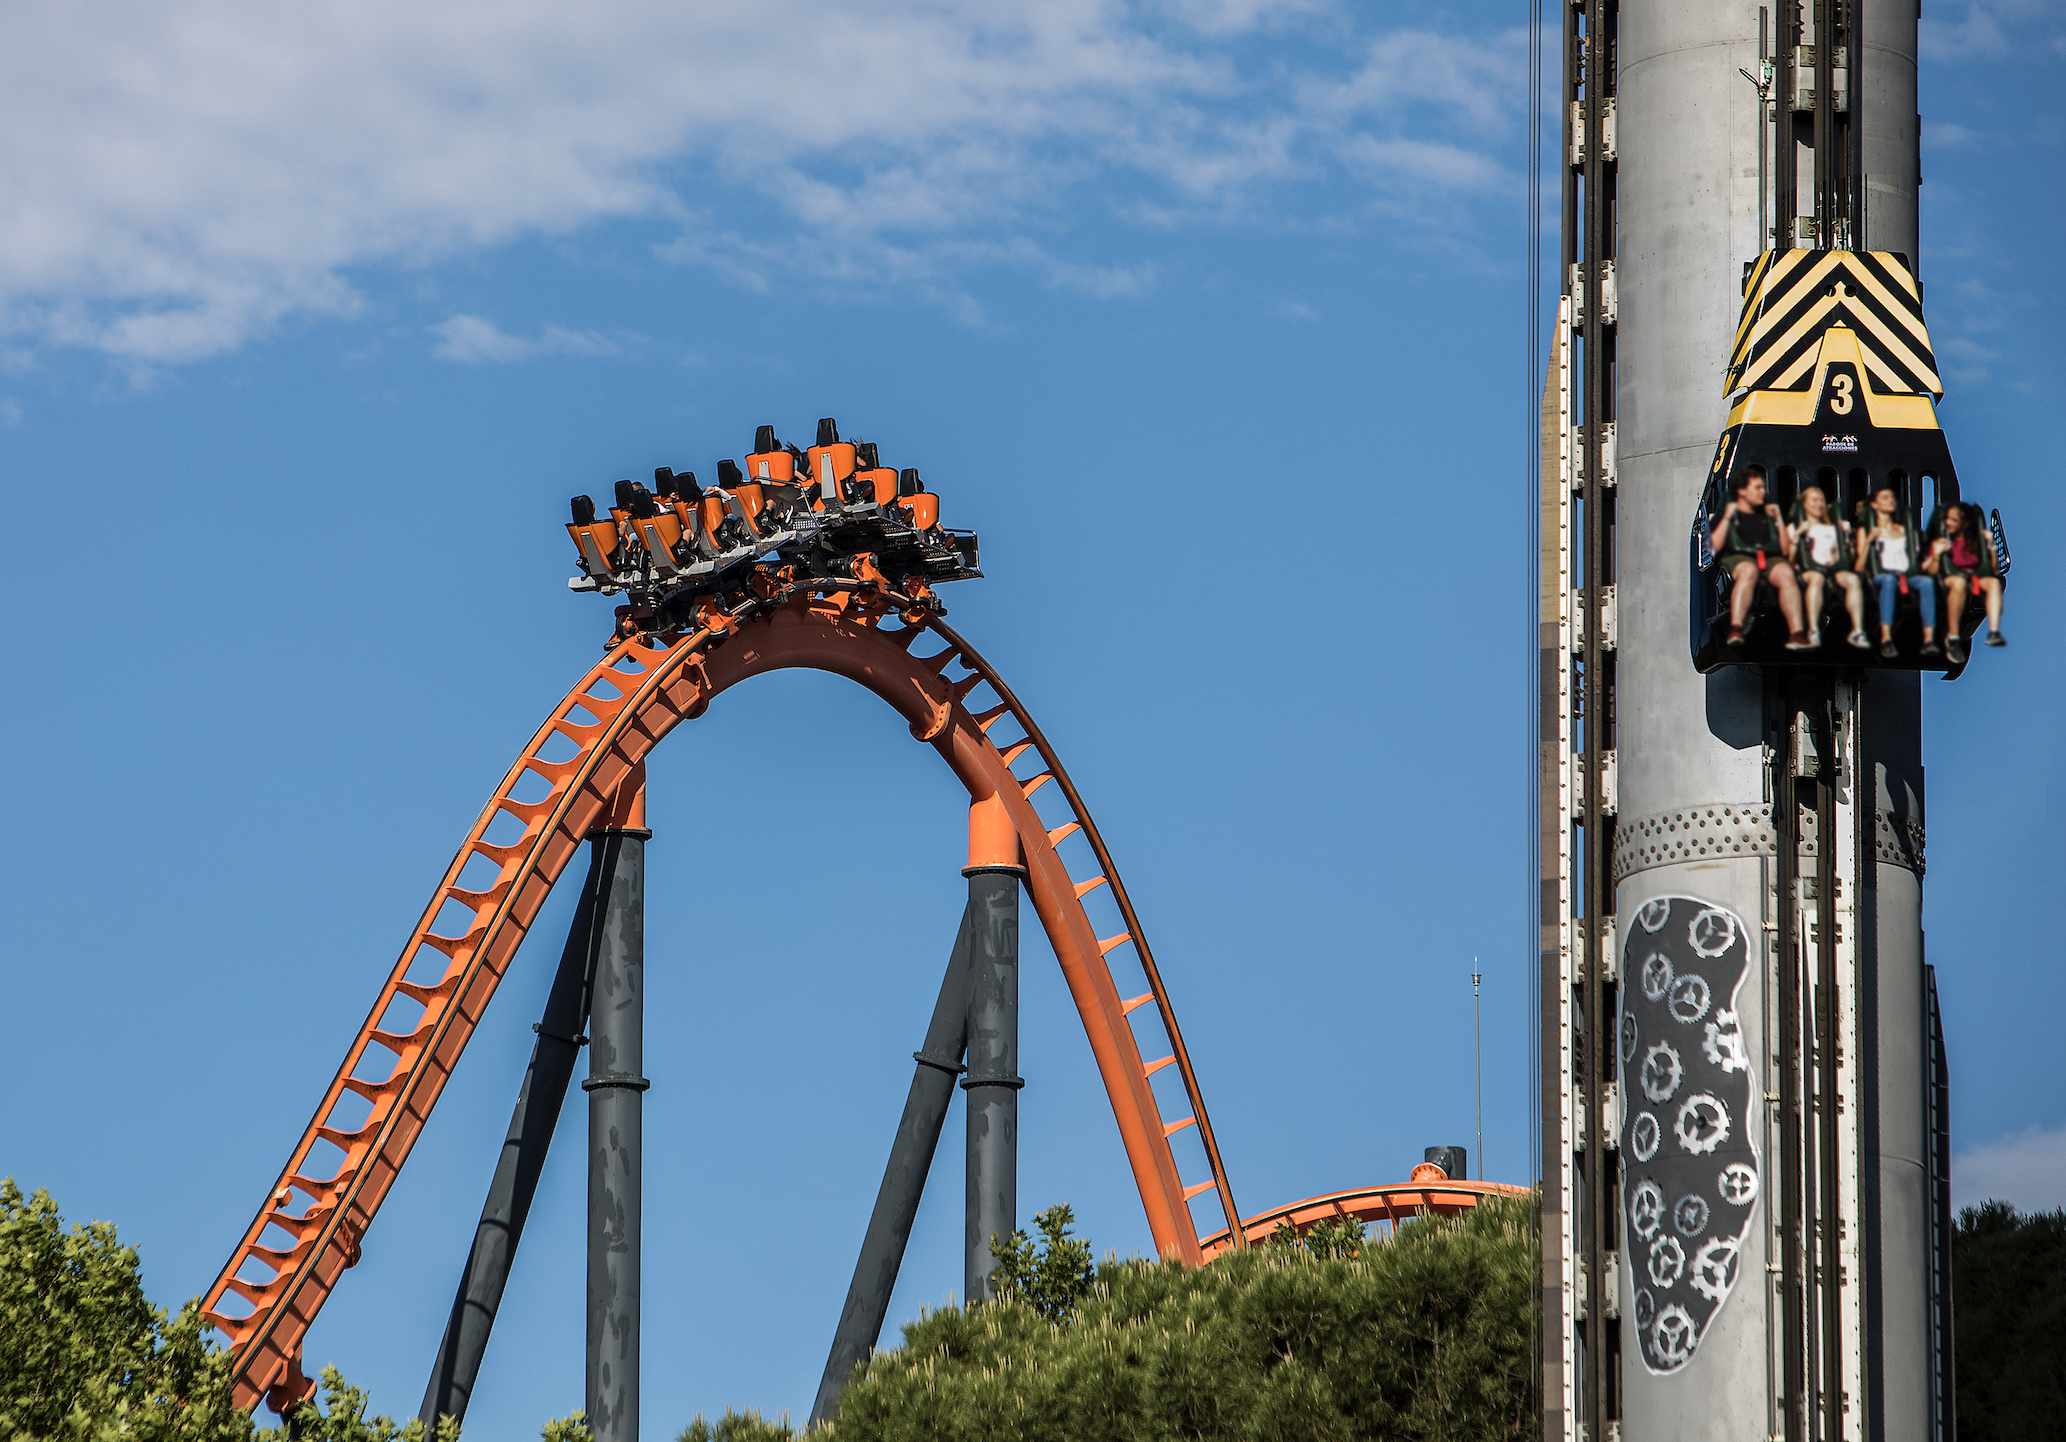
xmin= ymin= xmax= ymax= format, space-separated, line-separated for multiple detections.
xmin=1610 ymin=0 xmax=1928 ymax=1437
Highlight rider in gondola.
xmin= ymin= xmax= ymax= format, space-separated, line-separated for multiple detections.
xmin=1790 ymin=484 xmax=1871 ymax=651
xmin=1928 ymin=500 xmax=2006 ymax=664
xmin=1711 ymin=466 xmax=1811 ymax=652
xmin=1857 ymin=482 xmax=1938 ymax=660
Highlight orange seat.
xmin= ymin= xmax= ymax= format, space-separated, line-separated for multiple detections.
xmin=808 ymin=418 xmax=856 ymax=503
xmin=894 ymin=467 xmax=939 ymax=530
xmin=897 ymin=493 xmax=940 ymax=530
xmin=630 ymin=510 xmax=685 ymax=571
xmin=730 ymin=483 xmax=768 ymax=540
xmin=745 ymin=423 xmax=797 ymax=485
xmin=567 ymin=520 xmax=620 ymax=575
xmin=851 ymin=441 xmax=896 ymax=504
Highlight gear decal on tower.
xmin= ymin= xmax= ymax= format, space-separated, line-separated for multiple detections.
xmin=1620 ymin=894 xmax=1760 ymax=1375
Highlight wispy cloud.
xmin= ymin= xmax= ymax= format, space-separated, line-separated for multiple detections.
xmin=1955 ymin=1122 xmax=2066 ymax=1213
xmin=0 ymin=1 xmax=1519 ymax=365
xmin=1921 ymin=0 xmax=2066 ymax=60
xmin=428 ymin=315 xmax=619 ymax=365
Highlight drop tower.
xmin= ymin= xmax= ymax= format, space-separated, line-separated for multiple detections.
xmin=1539 ymin=0 xmax=1957 ymax=1438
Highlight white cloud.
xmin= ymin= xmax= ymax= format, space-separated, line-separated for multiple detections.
xmin=428 ymin=315 xmax=618 ymax=364
xmin=1954 ymin=1122 xmax=2066 ymax=1213
xmin=0 ymin=399 xmax=21 ymax=427
xmin=1921 ymin=0 xmax=2066 ymax=60
xmin=0 ymin=1 xmax=1517 ymax=364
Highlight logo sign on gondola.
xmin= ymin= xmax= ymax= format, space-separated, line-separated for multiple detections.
xmin=1620 ymin=895 xmax=1761 ymax=1375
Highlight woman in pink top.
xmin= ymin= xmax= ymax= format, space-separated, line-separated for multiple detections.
xmin=1926 ymin=502 xmax=2005 ymax=665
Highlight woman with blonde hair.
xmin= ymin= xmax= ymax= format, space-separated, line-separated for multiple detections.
xmin=1791 ymin=484 xmax=1869 ymax=650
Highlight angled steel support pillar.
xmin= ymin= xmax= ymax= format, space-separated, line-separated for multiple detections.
xmin=418 ymin=816 xmax=610 ymax=1428
xmin=808 ymin=906 xmax=976 ymax=1427
xmin=962 ymin=796 xmax=1025 ymax=1305
xmin=585 ymin=770 xmax=650 ymax=1442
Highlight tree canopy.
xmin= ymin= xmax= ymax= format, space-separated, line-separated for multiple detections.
xmin=1952 ymin=1200 xmax=2066 ymax=1441
xmin=830 ymin=1194 xmax=1538 ymax=1441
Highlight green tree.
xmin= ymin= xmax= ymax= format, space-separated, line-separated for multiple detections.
xmin=986 ymin=1204 xmax=1097 ymax=1324
xmin=278 ymin=1368 xmax=469 ymax=1442
xmin=835 ymin=1192 xmax=1539 ymax=1441
xmin=0 ymin=1181 xmax=602 ymax=1442
xmin=674 ymin=1410 xmax=795 ymax=1441
xmin=1953 ymin=1200 xmax=2066 ymax=1441
xmin=0 ymin=1179 xmax=254 ymax=1442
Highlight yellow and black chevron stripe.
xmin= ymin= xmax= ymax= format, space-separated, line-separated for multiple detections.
xmin=1725 ymin=249 xmax=1941 ymax=399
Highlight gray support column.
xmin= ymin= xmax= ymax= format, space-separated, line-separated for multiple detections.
xmin=809 ymin=908 xmax=976 ymax=1426
xmin=584 ymin=829 xmax=649 ymax=1442
xmin=418 ymin=844 xmax=608 ymax=1429
xmin=962 ymin=868 xmax=1023 ymax=1304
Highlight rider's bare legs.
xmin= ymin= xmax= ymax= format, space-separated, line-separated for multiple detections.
xmin=1729 ymin=560 xmax=1806 ymax=635
xmin=1977 ymin=574 xmax=2005 ymax=636
xmin=1803 ymin=572 xmax=1827 ymax=642
xmin=1834 ymin=571 xmax=1867 ymax=638
xmin=1729 ymin=561 xmax=1760 ymax=628
xmin=1769 ymin=561 xmax=1805 ymax=634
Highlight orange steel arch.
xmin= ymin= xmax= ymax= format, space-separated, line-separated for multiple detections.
xmin=1199 ymin=1180 xmax=1533 ymax=1259
xmin=201 ymin=592 xmax=1241 ymax=1410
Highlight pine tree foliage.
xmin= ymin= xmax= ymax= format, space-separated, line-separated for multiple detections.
xmin=675 ymin=1410 xmax=795 ymax=1442
xmin=833 ymin=1194 xmax=1539 ymax=1441
xmin=541 ymin=1413 xmax=593 ymax=1442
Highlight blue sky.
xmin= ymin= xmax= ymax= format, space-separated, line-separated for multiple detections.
xmin=1 ymin=0 xmax=2062 ymax=1433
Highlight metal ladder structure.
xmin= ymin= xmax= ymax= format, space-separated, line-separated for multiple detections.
xmin=1540 ymin=0 xmax=1621 ymax=1424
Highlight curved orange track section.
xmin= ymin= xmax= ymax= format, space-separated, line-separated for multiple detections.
xmin=201 ymin=594 xmax=1240 ymax=1408
xmin=1199 ymin=1180 xmax=1533 ymax=1259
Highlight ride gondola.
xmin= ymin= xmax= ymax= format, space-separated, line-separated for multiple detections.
xmin=1689 ymin=249 xmax=2008 ymax=677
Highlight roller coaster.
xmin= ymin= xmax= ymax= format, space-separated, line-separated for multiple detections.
xmin=197 ymin=418 xmax=1523 ymax=1436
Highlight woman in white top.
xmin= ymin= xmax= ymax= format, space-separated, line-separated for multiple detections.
xmin=1790 ymin=486 xmax=1869 ymax=649
xmin=1856 ymin=483 xmax=1939 ymax=659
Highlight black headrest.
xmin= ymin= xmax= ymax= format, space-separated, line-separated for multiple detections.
xmin=899 ymin=468 xmax=923 ymax=496
xmin=570 ymin=495 xmax=597 ymax=526
xmin=717 ymin=458 xmax=743 ymax=487
xmin=754 ymin=425 xmax=777 ymax=455
xmin=857 ymin=441 xmax=879 ymax=469
xmin=653 ymin=467 xmax=678 ymax=498
xmin=614 ymin=479 xmax=637 ymax=509
xmin=816 ymin=417 xmax=839 ymax=447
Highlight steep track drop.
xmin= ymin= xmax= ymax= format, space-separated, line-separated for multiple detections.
xmin=201 ymin=594 xmax=1241 ymax=1409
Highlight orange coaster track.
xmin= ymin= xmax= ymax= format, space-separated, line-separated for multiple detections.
xmin=202 ymin=593 xmax=1242 ymax=1409
xmin=1199 ymin=1180 xmax=1532 ymax=1259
